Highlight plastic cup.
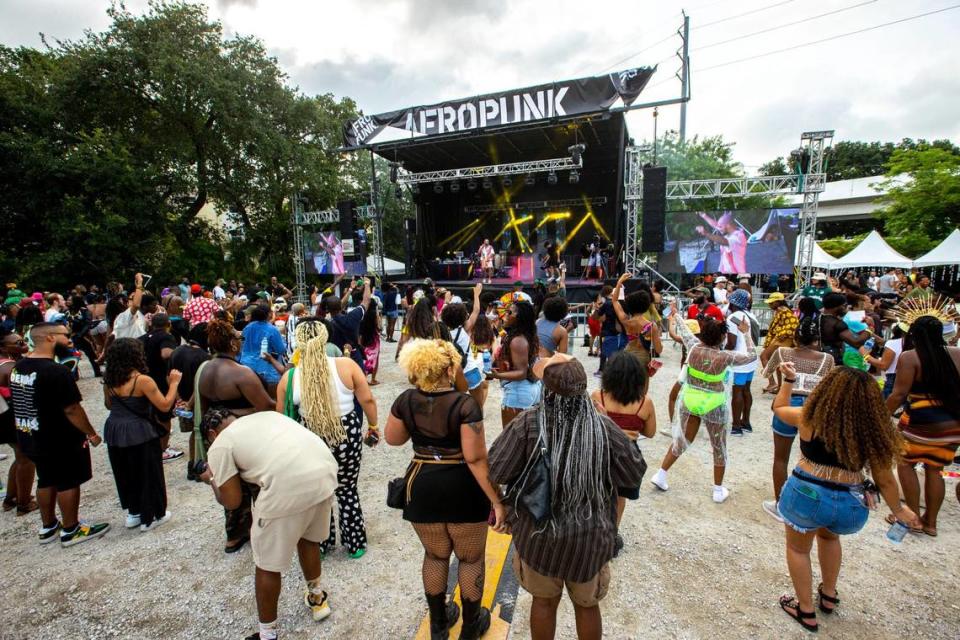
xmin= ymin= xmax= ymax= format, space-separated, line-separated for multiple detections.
xmin=886 ymin=520 xmax=909 ymax=543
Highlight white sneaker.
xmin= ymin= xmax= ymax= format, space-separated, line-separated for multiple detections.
xmin=162 ymin=448 xmax=184 ymax=463
xmin=125 ymin=513 xmax=141 ymax=529
xmin=140 ymin=511 xmax=171 ymax=532
xmin=713 ymin=486 xmax=730 ymax=503
xmin=762 ymin=500 xmax=784 ymax=523
xmin=650 ymin=470 xmax=669 ymax=492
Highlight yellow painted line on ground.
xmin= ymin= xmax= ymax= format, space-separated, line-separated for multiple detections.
xmin=414 ymin=530 xmax=513 ymax=639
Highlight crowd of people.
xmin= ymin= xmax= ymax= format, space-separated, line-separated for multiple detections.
xmin=1 ymin=263 xmax=959 ymax=639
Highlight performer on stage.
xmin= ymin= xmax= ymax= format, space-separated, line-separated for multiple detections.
xmin=478 ymin=238 xmax=495 ymax=284
xmin=541 ymin=241 xmax=561 ymax=280
xmin=695 ymin=212 xmax=747 ymax=274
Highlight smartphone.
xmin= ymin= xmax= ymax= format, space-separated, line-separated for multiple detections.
xmin=363 ymin=430 xmax=380 ymax=447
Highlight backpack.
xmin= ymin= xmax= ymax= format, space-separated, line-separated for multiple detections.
xmin=451 ymin=327 xmax=469 ymax=370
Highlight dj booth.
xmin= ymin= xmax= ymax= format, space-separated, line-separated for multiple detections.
xmin=428 ymin=258 xmax=474 ymax=280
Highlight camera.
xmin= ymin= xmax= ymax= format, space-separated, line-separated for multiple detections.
xmin=190 ymin=460 xmax=208 ymax=476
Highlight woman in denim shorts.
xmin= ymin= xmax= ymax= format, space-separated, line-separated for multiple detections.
xmin=488 ymin=300 xmax=540 ymax=428
xmin=771 ymin=364 xmax=921 ymax=634
xmin=759 ymin=317 xmax=834 ymax=522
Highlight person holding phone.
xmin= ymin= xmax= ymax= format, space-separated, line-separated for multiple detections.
xmin=610 ymin=272 xmax=663 ymax=371
xmin=275 ymin=320 xmax=377 ymax=559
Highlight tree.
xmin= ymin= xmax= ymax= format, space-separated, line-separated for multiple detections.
xmin=876 ymin=146 xmax=960 ymax=244
xmin=758 ymin=157 xmax=788 ymax=177
xmin=0 ymin=1 xmax=364 ymax=288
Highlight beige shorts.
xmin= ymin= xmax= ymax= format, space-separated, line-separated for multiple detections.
xmin=251 ymin=497 xmax=333 ymax=572
xmin=512 ymin=555 xmax=610 ymax=607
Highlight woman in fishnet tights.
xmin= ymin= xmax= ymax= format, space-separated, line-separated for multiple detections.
xmin=386 ymin=339 xmax=507 ymax=640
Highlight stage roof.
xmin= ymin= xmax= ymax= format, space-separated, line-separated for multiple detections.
xmin=369 ymin=113 xmax=627 ymax=173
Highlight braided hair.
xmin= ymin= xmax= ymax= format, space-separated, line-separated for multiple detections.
xmin=906 ymin=316 xmax=960 ymax=419
xmin=503 ymin=300 xmax=539 ymax=374
xmin=297 ymin=321 xmax=346 ymax=445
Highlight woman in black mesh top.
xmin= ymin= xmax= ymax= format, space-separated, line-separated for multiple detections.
xmin=385 ymin=338 xmax=505 ymax=640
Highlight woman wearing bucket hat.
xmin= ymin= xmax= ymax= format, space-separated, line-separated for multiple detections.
xmin=760 ymin=293 xmax=798 ymax=394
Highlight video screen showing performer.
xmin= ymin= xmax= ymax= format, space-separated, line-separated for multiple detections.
xmin=304 ymin=231 xmax=349 ymax=275
xmin=658 ymin=208 xmax=798 ymax=275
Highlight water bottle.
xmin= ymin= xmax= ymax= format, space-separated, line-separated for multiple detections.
xmin=260 ymin=336 xmax=269 ymax=357
xmin=482 ymin=349 xmax=492 ymax=374
xmin=173 ymin=407 xmax=193 ymax=420
xmin=886 ymin=519 xmax=909 ymax=543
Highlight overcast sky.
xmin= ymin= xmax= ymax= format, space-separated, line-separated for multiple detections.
xmin=2 ymin=0 xmax=958 ymax=172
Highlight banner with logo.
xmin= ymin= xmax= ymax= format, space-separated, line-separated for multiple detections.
xmin=343 ymin=67 xmax=656 ymax=149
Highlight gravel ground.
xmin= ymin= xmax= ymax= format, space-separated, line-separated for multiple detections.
xmin=1 ymin=339 xmax=958 ymax=639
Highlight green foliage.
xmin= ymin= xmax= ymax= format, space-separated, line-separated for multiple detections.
xmin=0 ymin=1 xmax=364 ymax=289
xmin=818 ymin=236 xmax=864 ymax=258
xmin=636 ymin=131 xmax=785 ymax=241
xmin=876 ymin=146 xmax=960 ymax=244
xmin=818 ymin=233 xmax=936 ymax=259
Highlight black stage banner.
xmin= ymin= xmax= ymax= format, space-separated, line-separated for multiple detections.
xmin=343 ymin=67 xmax=656 ymax=149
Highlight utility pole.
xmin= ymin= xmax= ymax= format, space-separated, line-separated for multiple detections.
xmin=679 ymin=13 xmax=690 ymax=143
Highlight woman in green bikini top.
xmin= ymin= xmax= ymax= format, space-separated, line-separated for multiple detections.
xmin=649 ymin=303 xmax=758 ymax=504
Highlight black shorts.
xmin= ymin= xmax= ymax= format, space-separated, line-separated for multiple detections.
xmin=0 ymin=412 xmax=16 ymax=445
xmin=29 ymin=446 xmax=93 ymax=492
xmin=617 ymin=486 xmax=640 ymax=500
xmin=403 ymin=462 xmax=490 ymax=524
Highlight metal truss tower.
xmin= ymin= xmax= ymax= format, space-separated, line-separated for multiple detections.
xmin=623 ymin=130 xmax=833 ymax=287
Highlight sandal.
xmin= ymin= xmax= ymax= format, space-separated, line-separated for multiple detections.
xmin=780 ymin=595 xmax=818 ymax=632
xmin=15 ymin=499 xmax=38 ymax=516
xmin=817 ymin=583 xmax=839 ymax=614
xmin=884 ymin=512 xmax=923 ymax=533
xmin=2 ymin=498 xmax=16 ymax=512
xmin=762 ymin=385 xmax=780 ymax=394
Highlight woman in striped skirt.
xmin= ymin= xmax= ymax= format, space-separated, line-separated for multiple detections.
xmin=886 ymin=315 xmax=960 ymax=537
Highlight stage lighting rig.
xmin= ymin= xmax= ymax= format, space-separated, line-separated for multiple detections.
xmin=412 ymin=184 xmax=420 ymax=194
xmin=568 ymin=143 xmax=586 ymax=165
xmin=525 ymin=174 xmax=535 ymax=186
xmin=467 ymin=179 xmax=477 ymax=191
xmin=388 ymin=162 xmax=401 ymax=183
xmin=502 ymin=176 xmax=513 ymax=187
xmin=482 ymin=177 xmax=492 ymax=189
xmin=569 ymin=169 xmax=579 ymax=184
xmin=433 ymin=182 xmax=444 ymax=194
xmin=547 ymin=171 xmax=558 ymax=185
xmin=450 ymin=181 xmax=461 ymax=193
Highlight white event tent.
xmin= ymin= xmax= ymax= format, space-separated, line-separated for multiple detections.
xmin=912 ymin=228 xmax=960 ymax=267
xmin=829 ymin=230 xmax=913 ymax=269
xmin=794 ymin=241 xmax=837 ymax=269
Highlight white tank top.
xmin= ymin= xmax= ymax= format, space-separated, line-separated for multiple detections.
xmin=292 ymin=356 xmax=354 ymax=417
xmin=886 ymin=338 xmax=903 ymax=375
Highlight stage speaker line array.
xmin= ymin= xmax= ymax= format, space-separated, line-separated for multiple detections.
xmin=641 ymin=166 xmax=667 ymax=253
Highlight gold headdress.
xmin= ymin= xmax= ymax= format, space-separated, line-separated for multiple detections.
xmin=891 ymin=295 xmax=959 ymax=332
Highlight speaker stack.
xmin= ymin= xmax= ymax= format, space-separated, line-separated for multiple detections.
xmin=640 ymin=166 xmax=667 ymax=253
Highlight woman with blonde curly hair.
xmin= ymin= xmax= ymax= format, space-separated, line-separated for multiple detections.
xmin=385 ymin=338 xmax=505 ymax=640
xmin=276 ymin=319 xmax=378 ymax=559
xmin=772 ymin=364 xmax=921 ymax=634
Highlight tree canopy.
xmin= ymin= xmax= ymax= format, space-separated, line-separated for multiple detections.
xmin=0 ymin=1 xmax=376 ymax=289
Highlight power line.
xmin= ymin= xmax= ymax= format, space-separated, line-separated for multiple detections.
xmin=694 ymin=0 xmax=798 ymax=30
xmin=598 ymin=30 xmax=680 ymax=73
xmin=695 ymin=0 xmax=878 ymax=51
xmin=698 ymin=3 xmax=960 ymax=72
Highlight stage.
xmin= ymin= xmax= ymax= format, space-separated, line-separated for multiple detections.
xmin=392 ymin=276 xmax=608 ymax=304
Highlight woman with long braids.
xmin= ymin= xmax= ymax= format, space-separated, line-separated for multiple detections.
xmin=886 ymin=314 xmax=960 ymax=537
xmin=653 ymin=303 xmax=756 ymax=503
xmin=759 ymin=317 xmax=834 ymax=522
xmin=488 ymin=300 xmax=540 ymax=428
xmin=0 ymin=327 xmax=36 ymax=515
xmin=198 ymin=318 xmax=274 ymax=553
xmin=276 ymin=320 xmax=378 ymax=558
xmin=489 ymin=353 xmax=646 ymax=639
xmin=772 ymin=365 xmax=920 ymax=633
xmin=385 ymin=338 xmax=505 ymax=640
xmin=102 ymin=338 xmax=181 ymax=531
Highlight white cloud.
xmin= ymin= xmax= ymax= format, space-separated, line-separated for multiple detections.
xmin=1 ymin=0 xmax=958 ymax=169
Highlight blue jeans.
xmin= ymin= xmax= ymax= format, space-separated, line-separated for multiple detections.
xmin=778 ymin=469 xmax=868 ymax=535
xmin=772 ymin=394 xmax=805 ymax=438
xmin=882 ymin=373 xmax=896 ymax=399
xmin=501 ymin=379 xmax=542 ymax=409
xmin=601 ymin=334 xmax=627 ymax=358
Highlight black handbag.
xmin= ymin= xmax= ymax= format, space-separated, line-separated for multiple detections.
xmin=387 ymin=474 xmax=407 ymax=509
xmin=506 ymin=416 xmax=552 ymax=526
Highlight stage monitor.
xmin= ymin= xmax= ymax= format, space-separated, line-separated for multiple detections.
xmin=656 ymin=208 xmax=800 ymax=275
xmin=303 ymin=231 xmax=366 ymax=275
